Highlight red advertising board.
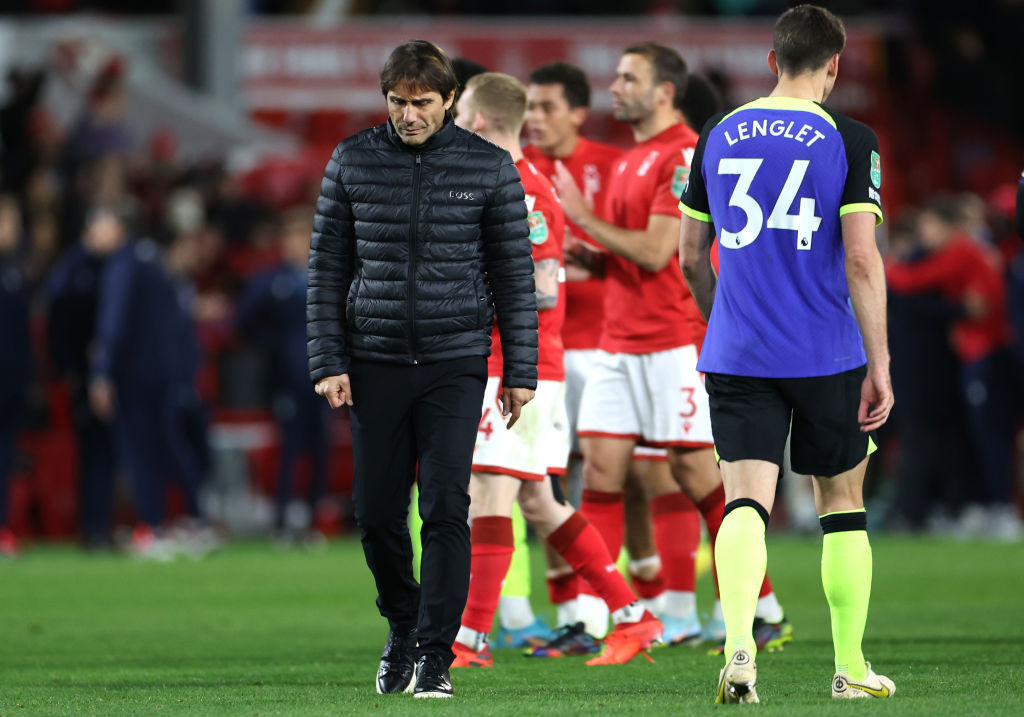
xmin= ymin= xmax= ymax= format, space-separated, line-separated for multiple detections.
xmin=243 ymin=18 xmax=887 ymax=116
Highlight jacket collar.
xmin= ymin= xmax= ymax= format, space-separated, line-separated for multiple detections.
xmin=385 ymin=111 xmax=458 ymax=152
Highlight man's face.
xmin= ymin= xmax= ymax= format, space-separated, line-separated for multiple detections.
xmin=387 ymin=82 xmax=454 ymax=146
xmin=525 ymin=83 xmax=583 ymax=154
xmin=609 ymin=53 xmax=657 ymax=124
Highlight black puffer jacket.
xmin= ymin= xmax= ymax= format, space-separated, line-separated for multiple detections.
xmin=307 ymin=114 xmax=538 ymax=388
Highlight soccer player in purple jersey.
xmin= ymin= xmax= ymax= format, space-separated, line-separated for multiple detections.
xmin=679 ymin=4 xmax=895 ymax=704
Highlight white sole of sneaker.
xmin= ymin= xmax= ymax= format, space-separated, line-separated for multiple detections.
xmin=413 ymin=691 xmax=453 ymax=699
xmin=715 ymin=650 xmax=759 ymax=704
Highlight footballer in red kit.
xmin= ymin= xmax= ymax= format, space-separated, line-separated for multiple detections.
xmin=451 ymin=72 xmax=662 ymax=670
xmin=524 ymin=61 xmax=702 ymax=651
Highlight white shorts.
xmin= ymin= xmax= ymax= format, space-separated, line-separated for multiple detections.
xmin=472 ymin=378 xmax=570 ymax=481
xmin=577 ymin=345 xmax=713 ymax=448
xmin=566 ymin=349 xmax=668 ymax=460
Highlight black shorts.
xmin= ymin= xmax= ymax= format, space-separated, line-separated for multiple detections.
xmin=705 ymin=366 xmax=875 ymax=477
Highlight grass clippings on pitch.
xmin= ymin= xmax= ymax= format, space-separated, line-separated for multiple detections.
xmin=1 ymin=536 xmax=1021 ymax=715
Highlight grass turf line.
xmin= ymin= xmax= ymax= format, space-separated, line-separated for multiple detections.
xmin=0 ymin=537 xmax=1021 ymax=715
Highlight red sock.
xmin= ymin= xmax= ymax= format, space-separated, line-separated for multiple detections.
xmin=651 ymin=492 xmax=699 ymax=592
xmin=630 ymin=569 xmax=665 ymax=600
xmin=547 ymin=571 xmax=580 ymax=605
xmin=547 ymin=511 xmax=636 ymax=613
xmin=580 ymin=489 xmax=624 ymax=559
xmin=461 ymin=516 xmax=514 ymax=634
xmin=759 ymin=573 xmax=774 ymax=598
xmin=696 ymin=484 xmax=725 ymax=597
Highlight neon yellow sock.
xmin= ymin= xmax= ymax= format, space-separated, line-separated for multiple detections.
xmin=821 ymin=513 xmax=871 ymax=681
xmin=409 ymin=483 xmax=422 ymax=581
xmin=715 ymin=506 xmax=767 ymax=661
xmin=501 ymin=502 xmax=531 ymax=598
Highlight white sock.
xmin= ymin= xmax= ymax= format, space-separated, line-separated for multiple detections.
xmin=661 ymin=590 xmax=696 ymax=619
xmin=628 ymin=557 xmax=665 ymax=614
xmin=576 ymin=593 xmax=610 ymax=639
xmin=712 ymin=599 xmax=723 ymax=622
xmin=556 ymin=599 xmax=578 ymax=628
xmin=611 ymin=601 xmax=646 ymax=625
xmin=755 ymin=592 xmax=784 ymax=623
xmin=455 ymin=625 xmax=488 ymax=652
xmin=498 ymin=595 xmax=536 ymax=630
xmin=638 ymin=594 xmax=665 ymax=615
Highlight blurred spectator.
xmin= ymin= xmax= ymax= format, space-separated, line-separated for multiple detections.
xmin=236 ymin=209 xmax=328 ymax=543
xmin=1018 ymin=169 xmax=1024 ymax=240
xmin=887 ymin=196 xmax=1019 ymax=540
xmin=0 ymin=196 xmax=32 ymax=557
xmin=1 ymin=67 xmax=47 ymax=197
xmin=46 ymin=211 xmax=122 ymax=550
xmin=884 ymin=209 xmax=968 ymax=532
xmin=87 ymin=208 xmax=211 ymax=557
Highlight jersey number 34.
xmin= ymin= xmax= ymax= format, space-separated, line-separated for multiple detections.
xmin=718 ymin=158 xmax=822 ymax=250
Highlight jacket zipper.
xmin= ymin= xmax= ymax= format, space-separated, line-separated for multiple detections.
xmin=409 ymin=153 xmax=421 ymax=364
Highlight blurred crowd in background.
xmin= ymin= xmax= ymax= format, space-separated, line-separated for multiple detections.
xmin=0 ymin=2 xmax=1021 ymax=559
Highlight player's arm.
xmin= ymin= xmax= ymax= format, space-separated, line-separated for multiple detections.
xmin=843 ymin=212 xmax=892 ymax=431
xmin=534 ymin=258 xmax=560 ymax=311
xmin=552 ymin=161 xmax=679 ymax=273
xmin=678 ymin=120 xmax=716 ymax=320
xmin=679 ymin=216 xmax=717 ymax=322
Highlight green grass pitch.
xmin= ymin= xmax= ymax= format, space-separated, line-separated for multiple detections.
xmin=1 ymin=537 xmax=1021 ymax=715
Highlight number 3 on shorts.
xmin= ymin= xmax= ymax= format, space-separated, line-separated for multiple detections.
xmin=718 ymin=157 xmax=822 ymax=250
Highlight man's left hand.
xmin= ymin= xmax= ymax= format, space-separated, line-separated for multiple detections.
xmin=500 ymin=387 xmax=535 ymax=429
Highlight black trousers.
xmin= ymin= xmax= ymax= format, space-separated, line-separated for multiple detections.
xmin=348 ymin=356 xmax=486 ymax=666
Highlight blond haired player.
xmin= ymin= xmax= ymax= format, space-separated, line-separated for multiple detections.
xmin=451 ymin=72 xmax=663 ymax=669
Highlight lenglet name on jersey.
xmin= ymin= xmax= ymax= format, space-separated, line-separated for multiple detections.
xmin=724 ymin=119 xmax=826 ymax=148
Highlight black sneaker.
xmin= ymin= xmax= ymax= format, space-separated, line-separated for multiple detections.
xmin=376 ymin=628 xmax=417 ymax=694
xmin=523 ymin=622 xmax=602 ymax=658
xmin=413 ymin=653 xmax=453 ymax=699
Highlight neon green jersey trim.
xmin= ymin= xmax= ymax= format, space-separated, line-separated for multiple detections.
xmin=679 ymin=201 xmax=712 ymax=223
xmin=840 ymin=202 xmax=883 ymax=226
xmin=867 ymin=435 xmax=878 ymax=456
xmin=721 ymin=97 xmax=837 ymax=129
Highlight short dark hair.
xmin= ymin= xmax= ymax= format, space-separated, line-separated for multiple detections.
xmin=679 ymin=74 xmax=723 ymax=131
xmin=528 ymin=61 xmax=591 ymax=109
xmin=624 ymin=42 xmax=688 ymax=113
xmin=380 ymin=40 xmax=458 ymax=100
xmin=773 ymin=4 xmax=846 ymax=76
xmin=921 ymin=195 xmax=961 ymax=226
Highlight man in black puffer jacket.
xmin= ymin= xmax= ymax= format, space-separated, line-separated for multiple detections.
xmin=306 ymin=40 xmax=537 ymax=699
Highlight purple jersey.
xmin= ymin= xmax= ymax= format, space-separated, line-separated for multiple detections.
xmin=680 ymin=97 xmax=882 ymax=378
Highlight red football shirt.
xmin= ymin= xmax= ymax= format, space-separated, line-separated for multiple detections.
xmin=488 ymin=159 xmax=566 ymax=380
xmin=600 ymin=122 xmax=702 ymax=355
xmin=524 ymin=137 xmax=623 ymax=350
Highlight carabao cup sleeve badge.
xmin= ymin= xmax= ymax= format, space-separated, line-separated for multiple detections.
xmin=870 ymin=151 xmax=881 ymax=189
xmin=528 ymin=211 xmax=549 ymax=244
xmin=672 ymin=165 xmax=690 ymax=197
